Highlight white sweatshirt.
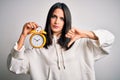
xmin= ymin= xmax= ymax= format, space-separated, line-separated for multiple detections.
xmin=8 ymin=30 xmax=115 ymax=80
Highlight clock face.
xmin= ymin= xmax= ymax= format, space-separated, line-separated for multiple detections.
xmin=30 ymin=34 xmax=44 ymax=48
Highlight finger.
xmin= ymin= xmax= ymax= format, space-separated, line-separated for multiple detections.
xmin=28 ymin=22 xmax=38 ymax=30
xmin=24 ymin=24 xmax=32 ymax=31
xmin=24 ymin=22 xmax=32 ymax=29
xmin=65 ymin=34 xmax=71 ymax=38
xmin=31 ymin=22 xmax=39 ymax=29
xmin=68 ymin=30 xmax=72 ymax=34
xmin=66 ymin=33 xmax=73 ymax=38
xmin=26 ymin=23 xmax=31 ymax=28
xmin=68 ymin=29 xmax=74 ymax=34
xmin=68 ymin=38 xmax=75 ymax=47
xmin=32 ymin=23 xmax=37 ymax=29
xmin=29 ymin=22 xmax=34 ymax=29
xmin=71 ymin=28 xmax=75 ymax=33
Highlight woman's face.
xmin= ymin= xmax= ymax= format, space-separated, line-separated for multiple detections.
xmin=50 ymin=8 xmax=64 ymax=36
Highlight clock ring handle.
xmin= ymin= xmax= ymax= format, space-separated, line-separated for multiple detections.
xmin=30 ymin=26 xmax=42 ymax=34
xmin=37 ymin=26 xmax=42 ymax=31
xmin=37 ymin=26 xmax=47 ymax=34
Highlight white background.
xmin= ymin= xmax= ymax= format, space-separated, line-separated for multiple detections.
xmin=0 ymin=0 xmax=120 ymax=80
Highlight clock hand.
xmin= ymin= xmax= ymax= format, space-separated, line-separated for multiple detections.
xmin=36 ymin=38 xmax=40 ymax=42
xmin=34 ymin=38 xmax=38 ymax=41
xmin=38 ymin=39 xmax=40 ymax=41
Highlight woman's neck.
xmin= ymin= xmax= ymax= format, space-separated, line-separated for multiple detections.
xmin=53 ymin=32 xmax=61 ymax=38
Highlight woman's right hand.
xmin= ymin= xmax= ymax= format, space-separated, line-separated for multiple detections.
xmin=17 ymin=22 xmax=38 ymax=50
xmin=21 ymin=22 xmax=38 ymax=37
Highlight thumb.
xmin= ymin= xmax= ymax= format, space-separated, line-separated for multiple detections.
xmin=68 ymin=38 xmax=76 ymax=47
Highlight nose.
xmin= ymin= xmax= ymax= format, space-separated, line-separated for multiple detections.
xmin=55 ymin=18 xmax=59 ymax=24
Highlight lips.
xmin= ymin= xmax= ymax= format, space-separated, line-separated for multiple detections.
xmin=53 ymin=25 xmax=60 ymax=29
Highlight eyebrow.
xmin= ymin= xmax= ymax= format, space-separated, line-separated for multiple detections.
xmin=51 ymin=14 xmax=64 ymax=19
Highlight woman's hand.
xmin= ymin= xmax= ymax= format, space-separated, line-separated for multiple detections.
xmin=17 ymin=22 xmax=38 ymax=50
xmin=21 ymin=22 xmax=38 ymax=37
xmin=66 ymin=28 xmax=98 ymax=47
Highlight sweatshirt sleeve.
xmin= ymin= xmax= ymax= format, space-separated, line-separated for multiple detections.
xmin=89 ymin=29 xmax=115 ymax=61
xmin=7 ymin=43 xmax=29 ymax=74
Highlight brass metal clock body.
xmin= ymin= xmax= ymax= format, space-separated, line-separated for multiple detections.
xmin=29 ymin=27 xmax=46 ymax=48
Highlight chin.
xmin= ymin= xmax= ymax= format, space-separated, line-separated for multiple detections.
xmin=52 ymin=29 xmax=61 ymax=33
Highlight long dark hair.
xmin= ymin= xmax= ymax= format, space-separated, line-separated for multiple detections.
xmin=44 ymin=2 xmax=72 ymax=50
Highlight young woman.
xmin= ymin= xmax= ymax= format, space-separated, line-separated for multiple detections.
xmin=8 ymin=2 xmax=115 ymax=80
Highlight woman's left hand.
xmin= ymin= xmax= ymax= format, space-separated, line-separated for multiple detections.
xmin=66 ymin=28 xmax=98 ymax=47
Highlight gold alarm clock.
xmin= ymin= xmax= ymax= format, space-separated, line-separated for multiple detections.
xmin=29 ymin=26 xmax=46 ymax=48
